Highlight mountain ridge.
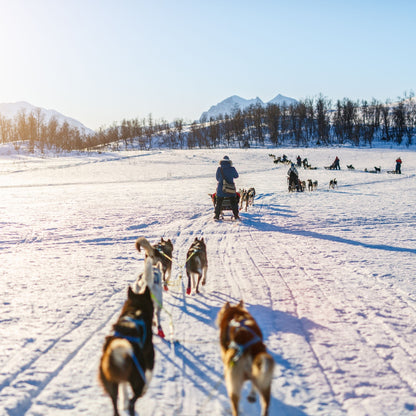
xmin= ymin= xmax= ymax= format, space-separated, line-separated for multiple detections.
xmin=200 ymin=93 xmax=298 ymax=121
xmin=0 ymin=101 xmax=95 ymax=135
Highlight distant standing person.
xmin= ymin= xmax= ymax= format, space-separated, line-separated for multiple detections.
xmin=332 ymin=156 xmax=340 ymax=170
xmin=214 ymin=156 xmax=239 ymax=220
xmin=296 ymin=155 xmax=302 ymax=167
xmin=395 ymin=157 xmax=402 ymax=174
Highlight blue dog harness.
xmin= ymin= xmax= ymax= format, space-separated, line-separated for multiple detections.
xmin=228 ymin=318 xmax=262 ymax=365
xmin=113 ymin=316 xmax=148 ymax=383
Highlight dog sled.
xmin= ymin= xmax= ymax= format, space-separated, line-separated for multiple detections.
xmin=364 ymin=166 xmax=381 ymax=173
xmin=210 ymin=192 xmax=240 ymax=218
xmin=287 ymin=173 xmax=304 ymax=192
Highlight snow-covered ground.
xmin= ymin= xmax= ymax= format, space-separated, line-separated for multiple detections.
xmin=1 ymin=145 xmax=416 ymax=416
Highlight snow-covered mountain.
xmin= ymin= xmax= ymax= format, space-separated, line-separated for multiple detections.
xmin=200 ymin=93 xmax=298 ymax=121
xmin=0 ymin=101 xmax=95 ymax=135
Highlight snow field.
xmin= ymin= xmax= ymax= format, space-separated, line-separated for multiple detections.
xmin=0 ymin=147 xmax=416 ymax=415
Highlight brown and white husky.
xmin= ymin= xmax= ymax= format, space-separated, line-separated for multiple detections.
xmin=217 ymin=300 xmax=275 ymax=416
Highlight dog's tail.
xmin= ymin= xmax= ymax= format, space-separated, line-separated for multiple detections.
xmin=252 ymin=351 xmax=275 ymax=388
xmin=101 ymin=338 xmax=134 ymax=383
xmin=136 ymin=236 xmax=155 ymax=257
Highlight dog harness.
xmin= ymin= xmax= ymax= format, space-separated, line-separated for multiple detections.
xmin=113 ymin=316 xmax=147 ymax=383
xmin=155 ymin=245 xmax=173 ymax=262
xmin=185 ymin=249 xmax=199 ymax=263
xmin=227 ymin=319 xmax=262 ymax=365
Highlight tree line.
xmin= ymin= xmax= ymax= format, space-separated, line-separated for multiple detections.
xmin=1 ymin=94 xmax=415 ymax=153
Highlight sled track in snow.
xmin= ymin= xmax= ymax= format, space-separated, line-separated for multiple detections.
xmin=243 ymin=227 xmax=340 ymax=404
xmin=0 ymin=288 xmax=129 ymax=415
xmin=243 ymin=210 xmax=416 ymax=411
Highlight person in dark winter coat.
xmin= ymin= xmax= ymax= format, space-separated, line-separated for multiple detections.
xmin=331 ymin=156 xmax=340 ymax=170
xmin=287 ymin=162 xmax=301 ymax=191
xmin=214 ymin=156 xmax=239 ymax=220
xmin=395 ymin=157 xmax=402 ymax=174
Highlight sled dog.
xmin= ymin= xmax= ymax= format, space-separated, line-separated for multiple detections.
xmin=239 ymin=188 xmax=255 ymax=211
xmin=239 ymin=189 xmax=247 ymax=210
xmin=217 ymin=300 xmax=274 ymax=416
xmin=245 ymin=187 xmax=256 ymax=210
xmin=99 ymin=257 xmax=156 ymax=416
xmin=136 ymin=237 xmax=173 ymax=290
xmin=329 ymin=178 xmax=338 ymax=189
xmin=134 ymin=237 xmax=165 ymax=337
xmin=308 ymin=179 xmax=318 ymax=191
xmin=185 ymin=237 xmax=208 ymax=295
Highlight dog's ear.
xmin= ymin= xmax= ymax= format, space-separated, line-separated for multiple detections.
xmin=128 ymin=286 xmax=135 ymax=298
xmin=237 ymin=300 xmax=244 ymax=308
xmin=224 ymin=301 xmax=230 ymax=310
xmin=201 ymin=237 xmax=204 ymax=242
xmin=161 ymin=237 xmax=165 ymax=242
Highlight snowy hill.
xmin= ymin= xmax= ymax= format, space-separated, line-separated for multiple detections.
xmin=200 ymin=93 xmax=298 ymax=121
xmin=0 ymin=101 xmax=95 ymax=135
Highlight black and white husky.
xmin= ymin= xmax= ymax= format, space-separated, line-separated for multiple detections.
xmin=99 ymin=256 xmax=157 ymax=416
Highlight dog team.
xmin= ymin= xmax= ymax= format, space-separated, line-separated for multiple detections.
xmin=99 ymin=235 xmax=274 ymax=416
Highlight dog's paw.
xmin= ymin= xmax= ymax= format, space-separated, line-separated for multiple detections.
xmin=163 ymin=284 xmax=168 ymax=291
xmin=157 ymin=328 xmax=165 ymax=338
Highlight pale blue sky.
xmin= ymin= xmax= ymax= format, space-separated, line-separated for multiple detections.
xmin=0 ymin=0 xmax=414 ymax=130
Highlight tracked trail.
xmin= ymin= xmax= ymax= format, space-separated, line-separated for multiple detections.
xmin=1 ymin=287 xmax=129 ymax=415
xmin=3 ymin=205 xmax=416 ymax=415
xmin=242 ymin=222 xmax=416 ymax=415
xmin=2 ymin=148 xmax=416 ymax=415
